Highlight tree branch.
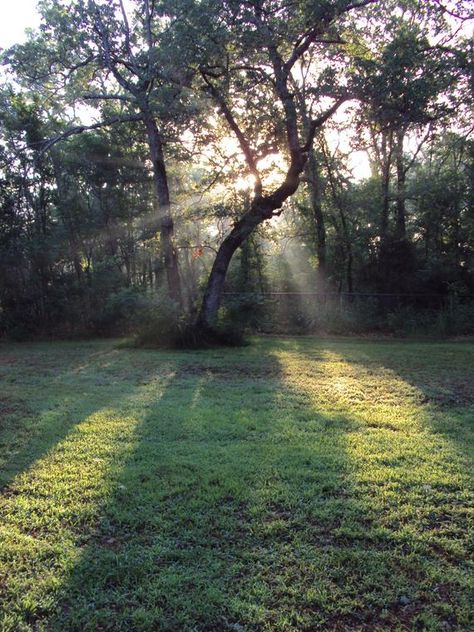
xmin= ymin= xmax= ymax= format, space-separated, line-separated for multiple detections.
xmin=82 ymin=92 xmax=134 ymax=102
xmin=36 ymin=114 xmax=143 ymax=155
xmin=301 ymin=98 xmax=347 ymax=153
xmin=91 ymin=1 xmax=137 ymax=95
xmin=284 ymin=0 xmax=377 ymax=73
xmin=403 ymin=123 xmax=434 ymax=176
xmin=344 ymin=0 xmax=379 ymax=10
xmin=118 ymin=0 xmax=133 ymax=58
xmin=200 ymin=69 xmax=263 ymax=196
xmin=432 ymin=0 xmax=474 ymax=21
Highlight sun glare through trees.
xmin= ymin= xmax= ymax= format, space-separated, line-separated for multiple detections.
xmin=0 ymin=1 xmax=473 ymax=630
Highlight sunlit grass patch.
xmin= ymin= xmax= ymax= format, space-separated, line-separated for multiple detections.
xmin=0 ymin=338 xmax=472 ymax=630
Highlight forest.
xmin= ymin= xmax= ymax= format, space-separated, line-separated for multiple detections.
xmin=0 ymin=0 xmax=472 ymax=343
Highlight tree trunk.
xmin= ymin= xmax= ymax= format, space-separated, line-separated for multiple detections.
xmin=197 ymin=211 xmax=263 ymax=329
xmin=306 ymin=148 xmax=327 ymax=273
xmin=320 ymin=140 xmax=353 ymax=294
xmin=380 ymin=130 xmax=393 ymax=244
xmin=395 ymin=129 xmax=407 ymax=240
xmin=141 ymin=110 xmax=182 ymax=305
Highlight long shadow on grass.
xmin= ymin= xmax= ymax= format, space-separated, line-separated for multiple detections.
xmin=282 ymin=337 xmax=474 ymax=457
xmin=42 ymin=341 xmax=468 ymax=631
xmin=344 ymin=339 xmax=474 ymax=454
xmin=0 ymin=344 xmax=183 ymax=631
xmin=276 ymin=338 xmax=473 ymax=629
xmin=0 ymin=341 xmax=144 ymax=489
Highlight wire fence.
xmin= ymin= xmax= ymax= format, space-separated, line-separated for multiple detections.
xmin=220 ymin=290 xmax=474 ymax=333
xmin=222 ymin=291 xmax=474 ymax=311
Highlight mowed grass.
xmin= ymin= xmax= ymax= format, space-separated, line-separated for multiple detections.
xmin=0 ymin=338 xmax=472 ymax=631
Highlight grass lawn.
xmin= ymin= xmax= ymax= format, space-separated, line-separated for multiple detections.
xmin=0 ymin=337 xmax=472 ymax=631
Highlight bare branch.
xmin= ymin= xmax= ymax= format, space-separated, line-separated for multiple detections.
xmin=82 ymin=92 xmax=134 ymax=102
xmin=301 ymin=98 xmax=347 ymax=153
xmin=36 ymin=114 xmax=143 ymax=155
xmin=200 ymin=69 xmax=263 ymax=196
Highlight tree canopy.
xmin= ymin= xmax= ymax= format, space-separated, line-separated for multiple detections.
xmin=0 ymin=0 xmax=472 ymax=340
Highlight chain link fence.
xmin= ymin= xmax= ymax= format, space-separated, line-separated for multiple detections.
xmin=221 ymin=291 xmax=474 ymax=335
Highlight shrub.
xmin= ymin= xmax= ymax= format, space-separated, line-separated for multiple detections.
xmin=133 ymin=294 xmax=184 ymax=348
xmin=221 ymin=293 xmax=271 ymax=332
xmin=93 ymin=287 xmax=148 ymax=335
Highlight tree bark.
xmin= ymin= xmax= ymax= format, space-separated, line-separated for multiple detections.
xmin=141 ymin=110 xmax=182 ymax=305
xmin=306 ymin=148 xmax=327 ymax=273
xmin=395 ymin=128 xmax=407 ymax=240
xmin=197 ymin=209 xmax=263 ymax=328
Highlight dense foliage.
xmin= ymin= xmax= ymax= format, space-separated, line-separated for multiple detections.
xmin=0 ymin=0 xmax=472 ymax=339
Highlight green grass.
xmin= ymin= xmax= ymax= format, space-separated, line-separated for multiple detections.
xmin=0 ymin=337 xmax=472 ymax=631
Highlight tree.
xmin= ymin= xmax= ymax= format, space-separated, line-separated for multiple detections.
xmin=2 ymin=0 xmax=472 ymax=340
xmin=3 ymin=0 xmax=197 ymax=304
xmin=178 ymin=0 xmax=382 ymax=331
xmin=411 ymin=132 xmax=474 ymax=292
xmin=352 ymin=9 xmax=470 ymax=245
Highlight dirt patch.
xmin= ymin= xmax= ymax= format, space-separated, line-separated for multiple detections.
xmin=0 ymin=397 xmax=31 ymax=419
xmin=177 ymin=364 xmax=282 ymax=379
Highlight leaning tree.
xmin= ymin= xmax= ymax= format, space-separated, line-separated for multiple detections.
xmin=182 ymin=0 xmax=377 ymax=330
xmin=4 ymin=0 xmax=472 ymax=337
xmin=180 ymin=0 xmax=472 ymax=331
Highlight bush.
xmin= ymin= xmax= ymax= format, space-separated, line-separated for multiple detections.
xmin=93 ymin=287 xmax=148 ymax=335
xmin=221 ymin=293 xmax=271 ymax=332
xmin=305 ymin=299 xmax=380 ymax=335
xmin=385 ymin=302 xmax=474 ymax=337
xmin=385 ymin=305 xmax=432 ymax=335
xmin=432 ymin=303 xmax=474 ymax=337
xmin=225 ymin=293 xmax=474 ymax=338
xmin=132 ymin=295 xmax=247 ymax=349
xmin=258 ymin=295 xmax=383 ymax=335
xmin=133 ymin=295 xmax=184 ymax=348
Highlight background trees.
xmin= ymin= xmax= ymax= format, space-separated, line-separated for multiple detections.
xmin=0 ymin=0 xmax=472 ymax=340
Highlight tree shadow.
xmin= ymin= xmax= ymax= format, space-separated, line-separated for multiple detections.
xmin=42 ymin=340 xmax=471 ymax=631
xmin=45 ymin=348 xmax=287 ymax=630
xmin=2 ymin=339 xmax=472 ymax=631
xmin=319 ymin=338 xmax=473 ymax=459
xmin=0 ymin=342 xmax=183 ymax=630
xmin=271 ymin=337 xmax=473 ymax=629
xmin=0 ymin=340 xmax=145 ymax=489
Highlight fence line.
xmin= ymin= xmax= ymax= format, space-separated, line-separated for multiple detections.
xmin=222 ymin=291 xmax=474 ymax=299
xmin=221 ymin=291 xmax=474 ymax=319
